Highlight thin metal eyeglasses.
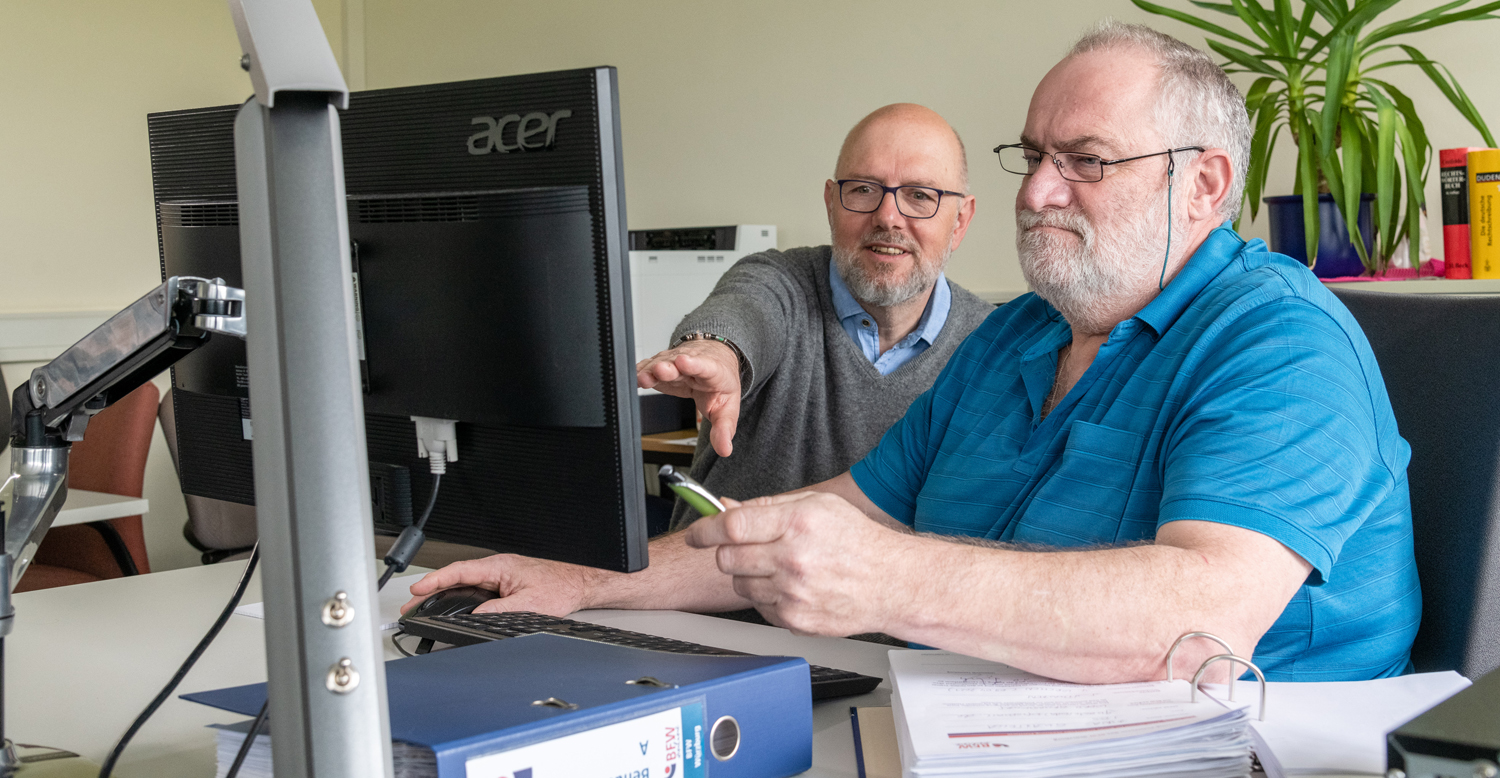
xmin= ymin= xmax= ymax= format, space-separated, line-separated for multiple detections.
xmin=993 ymin=144 xmax=1205 ymax=182
xmin=835 ymin=179 xmax=965 ymax=219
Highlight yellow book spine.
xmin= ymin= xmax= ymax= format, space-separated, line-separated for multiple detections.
xmin=1470 ymin=149 xmax=1500 ymax=278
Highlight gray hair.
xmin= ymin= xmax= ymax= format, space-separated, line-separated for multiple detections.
xmin=1070 ymin=20 xmax=1251 ymax=221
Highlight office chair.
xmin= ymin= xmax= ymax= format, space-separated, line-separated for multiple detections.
xmin=16 ymin=382 xmax=159 ymax=592
xmin=158 ymin=389 xmax=258 ymax=564
xmin=1331 ymin=287 xmax=1500 ymax=679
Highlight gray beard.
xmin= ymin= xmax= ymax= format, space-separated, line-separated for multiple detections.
xmin=832 ymin=234 xmax=947 ymax=308
xmin=1015 ymin=186 xmax=1181 ymax=333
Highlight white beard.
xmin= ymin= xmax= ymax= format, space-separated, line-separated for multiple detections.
xmin=832 ymin=229 xmax=949 ymax=308
xmin=1016 ymin=182 xmax=1185 ymax=333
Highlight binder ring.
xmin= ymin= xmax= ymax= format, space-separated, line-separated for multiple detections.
xmin=1190 ymin=653 xmax=1267 ymax=721
xmin=1165 ymin=631 xmax=1234 ymax=683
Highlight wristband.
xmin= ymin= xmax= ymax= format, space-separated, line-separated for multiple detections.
xmin=677 ymin=331 xmax=752 ymax=391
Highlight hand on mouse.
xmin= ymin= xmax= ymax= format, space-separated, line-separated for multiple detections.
xmin=402 ymin=553 xmax=595 ymax=617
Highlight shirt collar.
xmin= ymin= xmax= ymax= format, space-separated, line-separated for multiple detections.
xmin=828 ymin=258 xmax=951 ymax=346
xmin=1132 ymin=221 xmax=1245 ymax=337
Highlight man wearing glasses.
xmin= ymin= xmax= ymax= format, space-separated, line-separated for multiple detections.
xmin=635 ymin=103 xmax=993 ymax=532
xmin=410 ymin=24 xmax=1418 ymax=684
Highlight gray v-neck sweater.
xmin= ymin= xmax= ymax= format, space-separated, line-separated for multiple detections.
xmin=667 ymin=245 xmax=994 ymax=530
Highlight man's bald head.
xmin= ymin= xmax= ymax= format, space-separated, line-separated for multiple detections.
xmin=834 ymin=103 xmax=969 ymax=192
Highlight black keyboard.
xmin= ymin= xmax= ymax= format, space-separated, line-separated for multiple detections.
xmin=398 ymin=610 xmax=883 ymax=701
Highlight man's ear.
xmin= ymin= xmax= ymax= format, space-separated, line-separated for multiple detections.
xmin=1187 ymin=149 xmax=1233 ymax=221
xmin=949 ymin=195 xmax=977 ymax=253
xmin=824 ymin=179 xmax=838 ymax=225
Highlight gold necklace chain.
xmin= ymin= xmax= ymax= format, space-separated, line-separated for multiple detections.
xmin=1042 ymin=343 xmax=1072 ymax=418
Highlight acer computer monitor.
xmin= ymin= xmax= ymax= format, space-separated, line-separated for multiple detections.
xmin=149 ymin=67 xmax=648 ymax=572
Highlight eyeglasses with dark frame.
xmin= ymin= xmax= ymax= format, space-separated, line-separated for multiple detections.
xmin=992 ymin=144 xmax=1206 ymax=183
xmin=835 ymin=179 xmax=966 ymax=219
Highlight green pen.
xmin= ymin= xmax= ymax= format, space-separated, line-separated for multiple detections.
xmin=658 ymin=464 xmax=725 ymax=516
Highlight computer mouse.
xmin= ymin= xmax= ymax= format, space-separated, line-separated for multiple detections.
xmin=409 ymin=586 xmax=499 ymax=618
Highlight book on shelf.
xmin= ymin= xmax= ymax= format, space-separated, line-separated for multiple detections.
xmin=1469 ymin=148 xmax=1500 ymax=279
xmin=1441 ymin=147 xmax=1484 ymax=278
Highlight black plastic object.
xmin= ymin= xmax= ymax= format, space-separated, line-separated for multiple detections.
xmin=398 ymin=610 xmax=883 ymax=702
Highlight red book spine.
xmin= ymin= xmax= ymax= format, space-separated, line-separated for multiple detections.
xmin=1442 ymin=147 xmax=1481 ymax=279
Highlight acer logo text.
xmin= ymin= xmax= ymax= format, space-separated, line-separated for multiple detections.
xmin=468 ymin=110 xmax=572 ymax=155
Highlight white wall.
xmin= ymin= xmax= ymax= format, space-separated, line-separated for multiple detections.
xmin=360 ymin=0 xmax=1500 ymax=296
xmin=3 ymin=0 xmax=1498 ymax=570
xmin=0 ymin=0 xmax=347 ymax=571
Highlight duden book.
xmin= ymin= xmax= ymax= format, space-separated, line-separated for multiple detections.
xmin=185 ymin=632 xmax=814 ymax=778
xmin=1469 ymin=148 xmax=1500 ymax=279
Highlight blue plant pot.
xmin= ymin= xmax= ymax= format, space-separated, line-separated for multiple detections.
xmin=1263 ymin=193 xmax=1375 ymax=278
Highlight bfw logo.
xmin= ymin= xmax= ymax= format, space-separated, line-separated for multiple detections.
xmin=467 ymin=110 xmax=573 ymax=155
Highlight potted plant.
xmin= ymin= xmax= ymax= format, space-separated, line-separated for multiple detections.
xmin=1134 ymin=0 xmax=1499 ymax=276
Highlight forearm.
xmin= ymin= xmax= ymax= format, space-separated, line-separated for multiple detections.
xmin=886 ymin=535 xmax=1281 ymax=684
xmin=578 ymin=530 xmax=753 ymax=613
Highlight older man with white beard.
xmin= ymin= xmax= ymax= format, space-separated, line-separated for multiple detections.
xmin=408 ymin=23 xmax=1419 ymax=685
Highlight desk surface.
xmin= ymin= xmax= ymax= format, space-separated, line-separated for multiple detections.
xmin=51 ymin=489 xmax=149 ymax=528
xmin=8 ymin=562 xmax=889 ymax=777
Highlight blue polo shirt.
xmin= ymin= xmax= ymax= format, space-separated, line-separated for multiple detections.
xmin=829 ymin=259 xmax=952 ymax=375
xmin=851 ymin=225 xmax=1420 ymax=681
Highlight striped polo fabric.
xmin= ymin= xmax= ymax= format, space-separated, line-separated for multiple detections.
xmin=851 ymin=225 xmax=1421 ymax=681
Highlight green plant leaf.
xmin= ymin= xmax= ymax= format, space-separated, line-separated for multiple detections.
xmin=1366 ymin=0 xmax=1500 ymax=45
xmin=1244 ymin=76 xmax=1276 ymax=113
xmin=1188 ymin=1 xmax=1242 ymax=15
xmin=1371 ymin=91 xmax=1398 ymax=261
xmin=1295 ymin=2 xmax=1319 ymax=48
xmin=1306 ymin=0 xmax=1401 ymax=59
xmin=1295 ymin=111 xmax=1321 ymax=267
xmin=1229 ymin=0 xmax=1280 ymax=49
xmin=1319 ymin=31 xmax=1356 ymax=160
xmin=1246 ymin=124 xmax=1282 ymax=221
xmin=1132 ymin=0 xmax=1263 ymax=47
xmin=1274 ymin=0 xmax=1298 ymax=52
xmin=1363 ymin=0 xmax=1470 ymax=41
xmin=1303 ymin=0 xmax=1345 ymax=22
xmin=1396 ymin=44 xmax=1498 ymax=146
xmin=1365 ymin=79 xmax=1427 ymax=144
xmin=1247 ymin=92 xmax=1285 ymax=220
xmin=1338 ymin=112 xmax=1371 ymax=267
xmin=1206 ymin=39 xmax=1281 ymax=75
xmin=1394 ymin=114 xmax=1426 ymax=261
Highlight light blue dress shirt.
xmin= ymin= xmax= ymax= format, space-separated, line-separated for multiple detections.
xmin=828 ymin=259 xmax=952 ymax=375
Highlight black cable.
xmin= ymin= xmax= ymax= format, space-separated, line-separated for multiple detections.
xmin=376 ymin=560 xmax=399 ymax=591
xmin=223 ymin=700 xmax=268 ymax=778
xmin=414 ymin=473 xmax=441 ymax=532
xmin=99 ymin=543 xmax=260 ymax=778
xmin=228 ymin=487 xmax=440 ymax=778
xmin=391 ymin=631 xmax=418 ymax=658
xmin=378 ymin=473 xmax=442 ymax=589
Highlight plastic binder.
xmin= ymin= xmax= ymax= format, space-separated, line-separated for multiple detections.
xmin=183 ymin=631 xmax=813 ymax=778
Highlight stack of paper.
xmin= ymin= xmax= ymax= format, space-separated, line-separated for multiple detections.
xmin=1204 ymin=671 xmax=1470 ymax=778
xmin=212 ymin=722 xmax=437 ymax=778
xmin=888 ymin=650 xmax=1251 ymax=778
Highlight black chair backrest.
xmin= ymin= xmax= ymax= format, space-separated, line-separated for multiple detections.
xmin=1331 ymin=287 xmax=1500 ymax=678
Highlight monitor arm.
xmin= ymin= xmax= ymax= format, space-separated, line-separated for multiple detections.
xmin=2 ymin=276 xmax=246 ymax=597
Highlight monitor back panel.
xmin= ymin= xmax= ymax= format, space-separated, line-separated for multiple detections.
xmin=149 ymin=68 xmax=646 ymax=572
